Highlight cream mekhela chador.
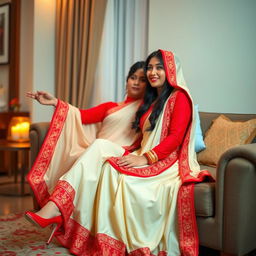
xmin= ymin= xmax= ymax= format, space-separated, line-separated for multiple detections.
xmin=27 ymin=50 xmax=212 ymax=256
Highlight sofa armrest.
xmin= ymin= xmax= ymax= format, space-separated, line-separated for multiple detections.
xmin=216 ymin=143 xmax=256 ymax=255
xmin=29 ymin=122 xmax=50 ymax=167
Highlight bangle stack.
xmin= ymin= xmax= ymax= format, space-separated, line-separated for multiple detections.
xmin=143 ymin=150 xmax=158 ymax=165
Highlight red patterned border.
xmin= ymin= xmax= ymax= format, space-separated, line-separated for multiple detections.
xmin=56 ymin=215 xmax=167 ymax=256
xmin=160 ymin=49 xmax=215 ymax=256
xmin=160 ymin=50 xmax=178 ymax=88
xmin=27 ymin=100 xmax=69 ymax=207
xmin=129 ymin=248 xmax=167 ymax=256
xmin=49 ymin=180 xmax=75 ymax=232
xmin=160 ymin=90 xmax=178 ymax=142
xmin=108 ymin=151 xmax=178 ymax=177
xmin=178 ymin=184 xmax=198 ymax=256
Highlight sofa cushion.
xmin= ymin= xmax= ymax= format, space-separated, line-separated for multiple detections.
xmin=194 ymin=182 xmax=215 ymax=217
xmin=197 ymin=114 xmax=256 ymax=167
xmin=194 ymin=104 xmax=206 ymax=152
xmin=194 ymin=165 xmax=216 ymax=217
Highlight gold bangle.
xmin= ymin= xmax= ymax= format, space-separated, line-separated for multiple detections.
xmin=143 ymin=150 xmax=158 ymax=165
xmin=151 ymin=150 xmax=158 ymax=162
xmin=144 ymin=152 xmax=153 ymax=164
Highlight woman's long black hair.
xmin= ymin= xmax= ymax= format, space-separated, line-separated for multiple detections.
xmin=126 ymin=61 xmax=145 ymax=81
xmin=132 ymin=50 xmax=174 ymax=132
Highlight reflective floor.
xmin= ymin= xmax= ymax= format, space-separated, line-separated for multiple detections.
xmin=0 ymin=173 xmax=33 ymax=216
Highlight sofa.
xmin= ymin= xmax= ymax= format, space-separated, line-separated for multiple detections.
xmin=29 ymin=112 xmax=256 ymax=256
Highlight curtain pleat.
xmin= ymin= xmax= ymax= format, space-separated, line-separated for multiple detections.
xmin=56 ymin=0 xmax=107 ymax=108
xmin=90 ymin=0 xmax=149 ymax=107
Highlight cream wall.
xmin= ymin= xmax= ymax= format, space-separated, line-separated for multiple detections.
xmin=20 ymin=0 xmax=56 ymax=122
xmin=148 ymin=0 xmax=256 ymax=114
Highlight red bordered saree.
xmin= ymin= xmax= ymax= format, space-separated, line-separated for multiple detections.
xmin=27 ymin=50 xmax=212 ymax=256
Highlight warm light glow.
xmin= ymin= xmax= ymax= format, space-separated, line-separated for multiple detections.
xmin=7 ymin=117 xmax=30 ymax=142
xmin=11 ymin=125 xmax=20 ymax=141
xmin=11 ymin=122 xmax=30 ymax=141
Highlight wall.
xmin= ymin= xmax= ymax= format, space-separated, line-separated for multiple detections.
xmin=148 ymin=0 xmax=256 ymax=114
xmin=20 ymin=0 xmax=56 ymax=122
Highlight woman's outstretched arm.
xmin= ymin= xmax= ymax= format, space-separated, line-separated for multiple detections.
xmin=26 ymin=91 xmax=58 ymax=107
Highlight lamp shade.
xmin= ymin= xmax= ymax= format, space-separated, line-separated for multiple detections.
xmin=7 ymin=116 xmax=30 ymax=142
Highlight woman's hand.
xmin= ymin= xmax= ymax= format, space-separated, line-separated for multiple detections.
xmin=117 ymin=154 xmax=148 ymax=168
xmin=26 ymin=91 xmax=58 ymax=107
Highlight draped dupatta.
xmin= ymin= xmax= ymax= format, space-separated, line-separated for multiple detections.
xmin=161 ymin=50 xmax=212 ymax=256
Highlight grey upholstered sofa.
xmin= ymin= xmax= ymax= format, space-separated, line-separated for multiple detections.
xmin=29 ymin=112 xmax=256 ymax=256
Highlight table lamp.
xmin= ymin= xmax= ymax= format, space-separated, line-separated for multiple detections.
xmin=7 ymin=117 xmax=30 ymax=142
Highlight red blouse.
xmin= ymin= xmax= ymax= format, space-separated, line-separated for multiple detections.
xmin=149 ymin=91 xmax=192 ymax=160
xmin=80 ymin=102 xmax=117 ymax=124
xmin=79 ymin=97 xmax=136 ymax=124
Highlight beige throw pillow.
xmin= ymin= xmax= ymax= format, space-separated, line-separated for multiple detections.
xmin=197 ymin=115 xmax=256 ymax=167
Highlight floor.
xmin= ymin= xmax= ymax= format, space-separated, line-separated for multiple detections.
xmin=0 ymin=173 xmax=34 ymax=216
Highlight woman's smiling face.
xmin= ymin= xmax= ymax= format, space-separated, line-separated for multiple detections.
xmin=146 ymin=56 xmax=166 ymax=91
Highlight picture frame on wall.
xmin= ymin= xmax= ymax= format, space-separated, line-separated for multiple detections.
xmin=0 ymin=4 xmax=10 ymax=65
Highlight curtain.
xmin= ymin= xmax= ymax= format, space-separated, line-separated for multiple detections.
xmin=55 ymin=0 xmax=107 ymax=108
xmin=90 ymin=0 xmax=149 ymax=107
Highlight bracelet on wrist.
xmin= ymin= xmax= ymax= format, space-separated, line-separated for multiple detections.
xmin=143 ymin=150 xmax=158 ymax=165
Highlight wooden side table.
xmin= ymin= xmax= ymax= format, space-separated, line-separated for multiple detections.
xmin=0 ymin=139 xmax=30 ymax=196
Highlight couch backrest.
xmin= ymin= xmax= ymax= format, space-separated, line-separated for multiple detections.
xmin=199 ymin=112 xmax=256 ymax=143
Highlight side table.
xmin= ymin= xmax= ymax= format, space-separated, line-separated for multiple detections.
xmin=0 ymin=139 xmax=31 ymax=196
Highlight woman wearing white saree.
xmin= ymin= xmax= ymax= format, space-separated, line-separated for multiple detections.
xmin=26 ymin=61 xmax=146 ymax=147
xmin=26 ymin=50 xmax=212 ymax=256
xmin=26 ymin=61 xmax=146 ymax=202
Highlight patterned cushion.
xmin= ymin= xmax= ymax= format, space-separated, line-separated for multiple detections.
xmin=197 ymin=114 xmax=256 ymax=167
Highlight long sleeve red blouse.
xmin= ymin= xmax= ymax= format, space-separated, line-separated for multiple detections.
xmin=151 ymin=91 xmax=192 ymax=160
xmin=79 ymin=97 xmax=136 ymax=124
xmin=79 ymin=102 xmax=117 ymax=124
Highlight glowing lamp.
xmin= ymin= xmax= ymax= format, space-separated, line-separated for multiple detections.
xmin=7 ymin=117 xmax=30 ymax=142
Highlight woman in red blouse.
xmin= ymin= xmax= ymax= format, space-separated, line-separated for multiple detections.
xmin=27 ymin=61 xmax=146 ymax=146
xmin=25 ymin=50 xmax=211 ymax=256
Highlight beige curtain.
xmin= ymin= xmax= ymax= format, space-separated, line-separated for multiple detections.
xmin=55 ymin=0 xmax=107 ymax=108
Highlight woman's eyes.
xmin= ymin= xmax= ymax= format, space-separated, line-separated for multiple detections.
xmin=130 ymin=76 xmax=146 ymax=82
xmin=147 ymin=65 xmax=164 ymax=71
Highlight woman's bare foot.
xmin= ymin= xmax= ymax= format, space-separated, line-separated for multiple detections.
xmin=36 ymin=201 xmax=61 ymax=219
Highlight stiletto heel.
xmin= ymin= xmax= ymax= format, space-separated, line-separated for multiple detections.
xmin=25 ymin=211 xmax=63 ymax=245
xmin=46 ymin=222 xmax=62 ymax=246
